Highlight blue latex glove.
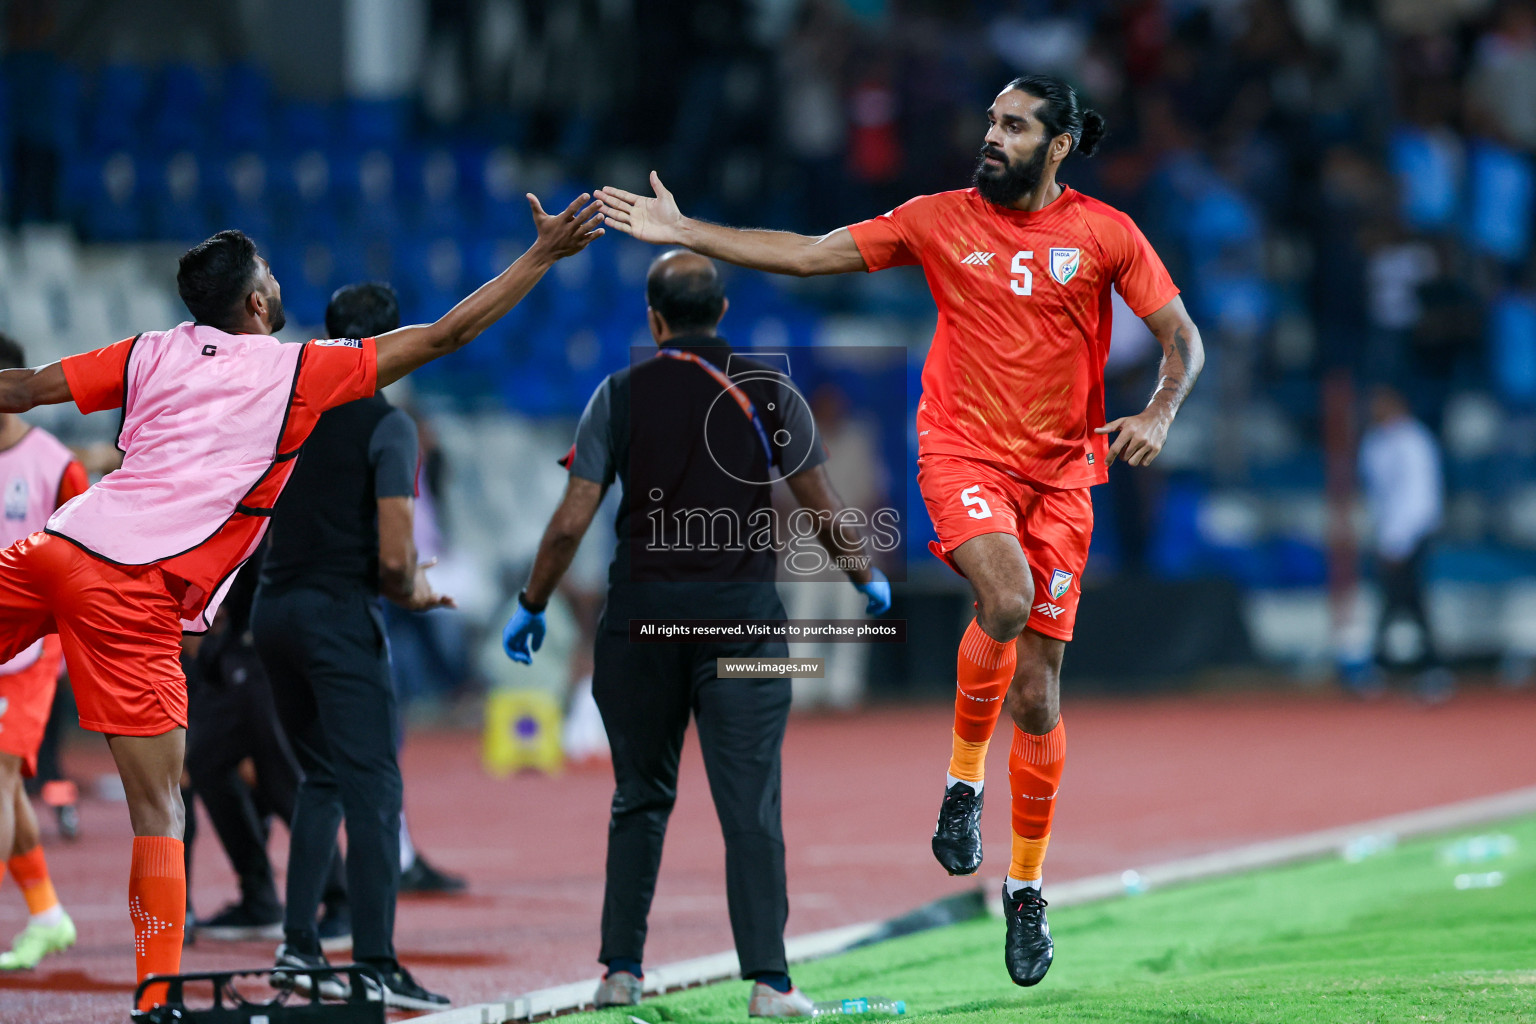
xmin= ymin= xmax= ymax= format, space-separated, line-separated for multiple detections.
xmin=853 ymin=567 xmax=892 ymax=616
xmin=502 ymin=595 xmax=547 ymax=665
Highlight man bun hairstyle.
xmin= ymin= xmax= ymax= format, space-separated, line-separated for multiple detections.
xmin=1006 ymin=74 xmax=1106 ymax=157
xmin=0 ymin=332 xmax=24 ymax=371
xmin=326 ymin=281 xmax=401 ymax=340
xmin=177 ymin=229 xmax=260 ymax=328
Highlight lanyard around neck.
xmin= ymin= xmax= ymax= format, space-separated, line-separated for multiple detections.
xmin=655 ymin=348 xmax=774 ymax=464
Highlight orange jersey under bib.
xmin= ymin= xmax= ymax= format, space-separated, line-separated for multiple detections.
xmin=847 ymin=186 xmax=1179 ymax=490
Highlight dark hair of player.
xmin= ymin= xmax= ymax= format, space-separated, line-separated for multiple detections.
xmin=177 ymin=229 xmax=261 ymax=328
xmin=647 ymin=257 xmax=726 ymax=333
xmin=1005 ymin=75 xmax=1106 ymax=158
xmin=326 ymin=281 xmax=401 ymax=340
xmin=0 ymin=332 xmax=25 ymax=372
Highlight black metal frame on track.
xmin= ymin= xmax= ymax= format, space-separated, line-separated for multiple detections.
xmin=130 ymin=965 xmax=387 ymax=1023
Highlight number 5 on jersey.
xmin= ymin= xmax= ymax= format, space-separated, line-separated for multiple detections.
xmin=1011 ymin=250 xmax=1033 ymax=296
xmin=960 ymin=485 xmax=992 ymax=519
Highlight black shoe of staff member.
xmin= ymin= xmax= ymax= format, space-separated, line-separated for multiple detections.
xmin=400 ymin=854 xmax=467 ymax=894
xmin=1002 ymin=884 xmax=1053 ymax=987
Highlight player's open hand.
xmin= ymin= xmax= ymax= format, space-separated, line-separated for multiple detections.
xmin=1096 ymin=409 xmax=1172 ymax=467
xmin=528 ymin=192 xmax=605 ymax=260
xmin=596 ymin=172 xmax=684 ymax=245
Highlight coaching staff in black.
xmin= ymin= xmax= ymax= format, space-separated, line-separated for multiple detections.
xmin=251 ymin=282 xmax=451 ymax=1011
xmin=502 ymin=250 xmax=891 ymax=1018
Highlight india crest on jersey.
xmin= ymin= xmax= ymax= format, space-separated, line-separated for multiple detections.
xmin=1049 ymin=247 xmax=1080 ymax=285
xmin=1049 ymin=569 xmax=1074 ymax=601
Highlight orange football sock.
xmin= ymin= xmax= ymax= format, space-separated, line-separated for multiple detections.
xmin=948 ymin=620 xmax=1016 ymax=783
xmin=7 ymin=846 xmax=59 ymax=916
xmin=129 ymin=837 xmax=185 ymax=1010
xmin=1007 ymin=718 xmax=1066 ymax=882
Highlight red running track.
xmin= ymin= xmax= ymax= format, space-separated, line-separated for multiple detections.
xmin=1 ymin=685 xmax=1533 ymax=1022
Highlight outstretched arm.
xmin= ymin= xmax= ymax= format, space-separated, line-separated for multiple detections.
xmin=0 ymin=363 xmax=72 ymax=414
xmin=502 ymin=476 xmax=605 ymax=664
xmin=597 ymin=172 xmax=867 ymax=277
xmin=521 ymin=477 xmax=606 ymax=610
xmin=375 ymin=194 xmax=604 ymax=388
xmin=1096 ymin=295 xmax=1205 ymax=467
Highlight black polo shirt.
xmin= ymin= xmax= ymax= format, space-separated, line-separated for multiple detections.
xmin=566 ymin=336 xmax=826 ymax=627
xmin=261 ymin=393 xmax=418 ymax=593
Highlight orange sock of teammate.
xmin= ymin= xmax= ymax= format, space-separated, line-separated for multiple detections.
xmin=7 ymin=846 xmax=61 ymax=919
xmin=1007 ymin=718 xmax=1065 ymax=887
xmin=948 ymin=620 xmax=1016 ymax=785
xmin=129 ymin=837 xmax=185 ymax=1009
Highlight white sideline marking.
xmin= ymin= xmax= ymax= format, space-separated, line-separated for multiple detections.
xmin=1038 ymin=783 xmax=1536 ymax=909
xmin=405 ymin=1005 xmax=509 ymax=1024
xmin=412 ymin=784 xmax=1536 ymax=1023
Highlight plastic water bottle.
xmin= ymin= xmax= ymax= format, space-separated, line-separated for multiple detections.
xmin=1441 ymin=834 xmax=1517 ymax=866
xmin=811 ymin=997 xmax=907 ymax=1016
xmin=1342 ymin=832 xmax=1397 ymax=863
xmin=1453 ymin=871 xmax=1504 ymax=890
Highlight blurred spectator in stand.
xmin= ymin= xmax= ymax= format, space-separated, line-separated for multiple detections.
xmin=1358 ymin=384 xmax=1452 ymax=701
xmin=1466 ymin=0 xmax=1536 ymax=151
xmin=1364 ymin=219 xmax=1438 ymax=388
xmin=844 ymin=54 xmax=904 ymax=215
xmin=1413 ymin=238 xmax=1488 ymax=417
xmin=777 ymin=1 xmax=849 ymax=231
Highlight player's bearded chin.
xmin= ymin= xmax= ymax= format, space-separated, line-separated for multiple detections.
xmin=974 ymin=139 xmax=1049 ymax=206
xmin=266 ymin=295 xmax=287 ymax=334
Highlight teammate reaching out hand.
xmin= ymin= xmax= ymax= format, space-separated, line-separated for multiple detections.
xmin=600 ymin=75 xmax=1202 ymax=988
xmin=0 ymin=192 xmax=601 ymax=1010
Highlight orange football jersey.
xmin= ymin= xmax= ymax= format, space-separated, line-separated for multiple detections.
xmin=847 ymin=186 xmax=1178 ymax=489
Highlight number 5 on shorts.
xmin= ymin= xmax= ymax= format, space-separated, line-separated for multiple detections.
xmin=960 ymin=485 xmax=992 ymax=520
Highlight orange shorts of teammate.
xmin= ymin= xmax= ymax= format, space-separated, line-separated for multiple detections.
xmin=917 ymin=453 xmax=1093 ymax=642
xmin=0 ymin=634 xmax=63 ymax=777
xmin=0 ymin=532 xmax=187 ymax=737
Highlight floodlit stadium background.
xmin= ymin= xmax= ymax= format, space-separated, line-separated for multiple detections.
xmin=5 ymin=2 xmax=1536 ymax=771
xmin=5 ymin=0 xmax=1536 ymax=1020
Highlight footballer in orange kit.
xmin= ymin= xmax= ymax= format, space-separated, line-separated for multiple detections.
xmin=598 ymin=73 xmax=1204 ymax=986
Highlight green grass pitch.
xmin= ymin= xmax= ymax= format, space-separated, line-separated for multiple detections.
xmin=568 ymin=815 xmax=1536 ymax=1022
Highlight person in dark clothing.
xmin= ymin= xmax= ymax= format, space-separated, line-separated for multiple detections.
xmin=502 ymin=251 xmax=891 ymax=1018
xmin=252 ymin=282 xmax=453 ymax=1012
xmin=185 ymin=542 xmax=349 ymax=944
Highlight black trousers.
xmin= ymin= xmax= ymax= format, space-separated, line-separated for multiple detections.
xmin=592 ymin=630 xmax=792 ymax=978
xmin=1375 ymin=540 xmax=1439 ymax=669
xmin=186 ymin=639 xmax=347 ymax=916
xmin=252 ymin=583 xmax=402 ymax=961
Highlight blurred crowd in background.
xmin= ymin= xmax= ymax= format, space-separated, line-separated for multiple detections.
xmin=2 ymin=0 xmax=1536 ymax=710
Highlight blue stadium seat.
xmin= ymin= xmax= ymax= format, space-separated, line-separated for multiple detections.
xmin=145 ymin=150 xmax=210 ymax=242
xmin=343 ymin=98 xmax=407 ymax=147
xmin=1389 ymin=125 xmax=1462 ymax=231
xmin=210 ymin=152 xmax=275 ymax=240
xmin=150 ymin=63 xmax=208 ymax=151
xmin=277 ymin=101 xmax=334 ymax=151
xmin=1490 ymin=292 xmax=1536 ymax=409
xmin=89 ymin=63 xmax=150 ymax=153
xmin=219 ymin=64 xmax=272 ymax=149
xmin=71 ymin=151 xmax=144 ymax=242
xmin=1466 ymin=142 xmax=1534 ymax=264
